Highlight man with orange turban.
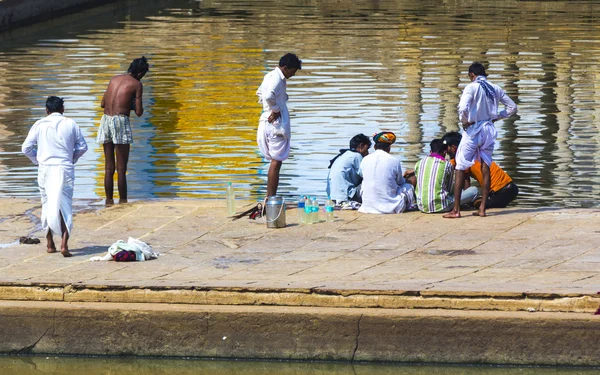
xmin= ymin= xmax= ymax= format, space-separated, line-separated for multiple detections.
xmin=358 ymin=132 xmax=416 ymax=214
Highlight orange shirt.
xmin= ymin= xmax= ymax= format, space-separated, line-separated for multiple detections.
xmin=450 ymin=159 xmax=512 ymax=192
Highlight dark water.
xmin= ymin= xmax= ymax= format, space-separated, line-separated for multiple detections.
xmin=0 ymin=0 xmax=599 ymax=207
xmin=0 ymin=356 xmax=598 ymax=375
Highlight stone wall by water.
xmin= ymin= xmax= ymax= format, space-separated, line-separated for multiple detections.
xmin=0 ymin=0 xmax=114 ymax=31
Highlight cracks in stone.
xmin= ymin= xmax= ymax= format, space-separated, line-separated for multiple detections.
xmin=351 ymin=314 xmax=363 ymax=363
xmin=15 ymin=321 xmax=52 ymax=354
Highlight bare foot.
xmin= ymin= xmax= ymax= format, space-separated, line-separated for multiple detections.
xmin=47 ymin=247 xmax=57 ymax=253
xmin=61 ymin=248 xmax=72 ymax=257
xmin=105 ymin=199 xmax=115 ymax=206
xmin=443 ymin=210 xmax=461 ymax=219
xmin=472 ymin=210 xmax=487 ymax=217
xmin=118 ymin=198 xmax=128 ymax=204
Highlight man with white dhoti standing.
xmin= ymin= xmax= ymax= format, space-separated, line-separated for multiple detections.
xmin=256 ymin=53 xmax=302 ymax=197
xmin=22 ymin=97 xmax=88 ymax=257
xmin=443 ymin=62 xmax=517 ymax=219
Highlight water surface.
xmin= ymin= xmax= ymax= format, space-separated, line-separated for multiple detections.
xmin=1 ymin=0 xmax=600 ymax=207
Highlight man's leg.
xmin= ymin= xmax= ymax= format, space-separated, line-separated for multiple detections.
xmin=267 ymin=160 xmax=282 ymax=197
xmin=443 ymin=170 xmax=465 ymax=219
xmin=103 ymin=143 xmax=116 ymax=205
xmin=487 ymin=183 xmax=518 ymax=209
xmin=59 ymin=212 xmax=71 ymax=257
xmin=115 ymin=144 xmax=130 ymax=203
xmin=46 ymin=230 xmax=56 ymax=253
xmin=476 ymin=162 xmax=491 ymax=216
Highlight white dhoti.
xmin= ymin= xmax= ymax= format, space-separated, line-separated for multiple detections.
xmin=455 ymin=120 xmax=498 ymax=171
xmin=256 ymin=115 xmax=291 ymax=162
xmin=38 ymin=165 xmax=74 ymax=236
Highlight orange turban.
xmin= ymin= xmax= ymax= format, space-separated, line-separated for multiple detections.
xmin=373 ymin=132 xmax=396 ymax=145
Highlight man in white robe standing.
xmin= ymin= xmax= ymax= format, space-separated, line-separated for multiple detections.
xmin=358 ymin=132 xmax=417 ymax=214
xmin=256 ymin=53 xmax=302 ymax=197
xmin=22 ymin=96 xmax=88 ymax=257
xmin=444 ymin=62 xmax=517 ymax=218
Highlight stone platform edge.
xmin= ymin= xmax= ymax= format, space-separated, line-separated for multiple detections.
xmin=0 ymin=0 xmax=115 ymax=31
xmin=1 ymin=283 xmax=599 ymax=313
xmin=1 ymin=300 xmax=599 ymax=366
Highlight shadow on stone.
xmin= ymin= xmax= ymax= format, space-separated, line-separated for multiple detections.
xmin=69 ymin=246 xmax=106 ymax=257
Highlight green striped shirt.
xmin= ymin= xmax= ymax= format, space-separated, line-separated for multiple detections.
xmin=414 ymin=155 xmax=454 ymax=213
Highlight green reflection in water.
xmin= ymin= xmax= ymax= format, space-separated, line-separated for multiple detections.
xmin=0 ymin=356 xmax=598 ymax=375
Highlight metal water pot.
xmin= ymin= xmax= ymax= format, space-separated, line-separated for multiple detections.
xmin=265 ymin=196 xmax=286 ymax=228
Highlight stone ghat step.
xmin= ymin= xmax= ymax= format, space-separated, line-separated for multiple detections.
xmin=1 ymin=300 xmax=599 ymax=365
xmin=0 ymin=283 xmax=598 ymax=314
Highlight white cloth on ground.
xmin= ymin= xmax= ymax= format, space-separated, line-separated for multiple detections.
xmin=358 ymin=150 xmax=415 ymax=214
xmin=89 ymin=237 xmax=158 ymax=261
xmin=22 ymin=112 xmax=88 ymax=236
xmin=256 ymin=67 xmax=291 ymax=161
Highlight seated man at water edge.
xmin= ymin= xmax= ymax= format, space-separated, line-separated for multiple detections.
xmin=443 ymin=132 xmax=518 ymax=209
xmin=326 ymin=133 xmax=371 ymax=206
xmin=97 ymin=56 xmax=149 ymax=205
xmin=22 ymin=96 xmax=88 ymax=257
xmin=414 ymin=138 xmax=477 ymax=214
xmin=358 ymin=132 xmax=417 ymax=214
xmin=444 ymin=62 xmax=517 ymax=218
xmin=256 ymin=53 xmax=302 ymax=197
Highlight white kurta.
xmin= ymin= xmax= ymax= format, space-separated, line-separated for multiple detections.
xmin=22 ymin=113 xmax=88 ymax=236
xmin=358 ymin=150 xmax=415 ymax=214
xmin=256 ymin=67 xmax=291 ymax=161
xmin=456 ymin=77 xmax=517 ymax=170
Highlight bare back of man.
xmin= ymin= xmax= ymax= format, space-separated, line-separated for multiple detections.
xmin=98 ymin=56 xmax=148 ymax=205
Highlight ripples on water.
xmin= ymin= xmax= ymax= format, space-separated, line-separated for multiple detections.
xmin=0 ymin=0 xmax=599 ymax=208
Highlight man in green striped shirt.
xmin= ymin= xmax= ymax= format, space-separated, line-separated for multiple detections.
xmin=415 ymin=139 xmax=477 ymax=213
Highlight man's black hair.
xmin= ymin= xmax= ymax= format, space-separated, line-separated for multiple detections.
xmin=374 ymin=142 xmax=391 ymax=152
xmin=469 ymin=62 xmax=487 ymax=77
xmin=46 ymin=96 xmax=64 ymax=113
xmin=128 ymin=56 xmax=149 ymax=76
xmin=430 ymin=139 xmax=446 ymax=155
xmin=350 ymin=133 xmax=371 ymax=150
xmin=442 ymin=131 xmax=462 ymax=147
xmin=279 ymin=53 xmax=302 ymax=70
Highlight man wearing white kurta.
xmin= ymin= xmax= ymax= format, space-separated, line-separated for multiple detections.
xmin=22 ymin=96 xmax=88 ymax=257
xmin=444 ymin=62 xmax=517 ymax=219
xmin=358 ymin=132 xmax=416 ymax=214
xmin=256 ymin=53 xmax=302 ymax=197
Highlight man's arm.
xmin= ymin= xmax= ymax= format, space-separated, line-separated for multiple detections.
xmin=396 ymin=162 xmax=406 ymax=186
xmin=497 ymin=88 xmax=517 ymax=119
xmin=22 ymin=123 xmax=39 ymax=165
xmin=457 ymin=84 xmax=473 ymax=125
xmin=73 ymin=124 xmax=88 ymax=164
xmin=134 ymin=82 xmax=144 ymax=117
xmin=264 ymin=77 xmax=281 ymax=123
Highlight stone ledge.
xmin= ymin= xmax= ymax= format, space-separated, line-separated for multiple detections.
xmin=0 ymin=283 xmax=597 ymax=313
xmin=0 ymin=300 xmax=598 ymax=366
xmin=0 ymin=0 xmax=114 ymax=31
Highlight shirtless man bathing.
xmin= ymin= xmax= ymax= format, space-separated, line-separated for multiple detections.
xmin=97 ymin=56 xmax=149 ymax=205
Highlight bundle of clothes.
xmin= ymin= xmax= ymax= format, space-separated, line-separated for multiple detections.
xmin=89 ymin=237 xmax=159 ymax=262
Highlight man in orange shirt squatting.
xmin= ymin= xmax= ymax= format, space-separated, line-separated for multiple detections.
xmin=443 ymin=131 xmax=519 ymax=211
xmin=443 ymin=62 xmax=517 ymax=218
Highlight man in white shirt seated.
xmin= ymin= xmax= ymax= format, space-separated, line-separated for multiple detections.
xmin=22 ymin=96 xmax=88 ymax=257
xmin=358 ymin=132 xmax=416 ymax=214
xmin=326 ymin=133 xmax=371 ymax=205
